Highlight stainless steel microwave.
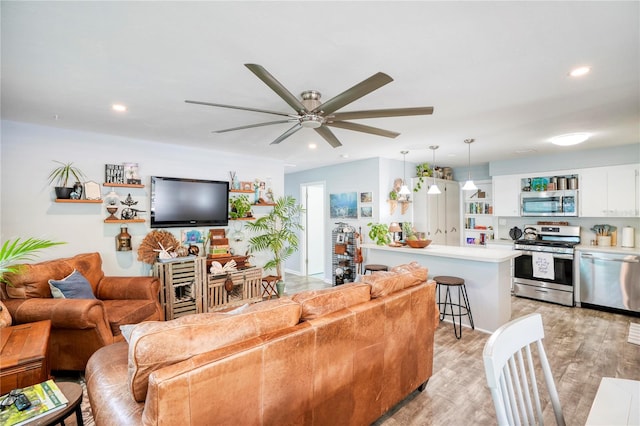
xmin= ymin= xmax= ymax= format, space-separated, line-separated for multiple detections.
xmin=520 ymin=190 xmax=578 ymax=216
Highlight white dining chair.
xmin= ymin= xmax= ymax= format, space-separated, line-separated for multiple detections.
xmin=483 ymin=313 xmax=566 ymax=426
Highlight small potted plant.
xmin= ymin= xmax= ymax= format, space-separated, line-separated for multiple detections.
xmin=367 ymin=222 xmax=391 ymax=246
xmin=229 ymin=195 xmax=252 ymax=219
xmin=414 ymin=163 xmax=432 ymax=192
xmin=48 ymin=161 xmax=86 ymax=199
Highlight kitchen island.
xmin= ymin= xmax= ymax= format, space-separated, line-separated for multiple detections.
xmin=361 ymin=243 xmax=521 ymax=333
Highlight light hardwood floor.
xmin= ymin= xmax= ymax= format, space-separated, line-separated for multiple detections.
xmin=286 ymin=273 xmax=640 ymax=426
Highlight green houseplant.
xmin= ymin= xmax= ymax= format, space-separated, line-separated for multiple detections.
xmin=245 ymin=196 xmax=304 ymax=295
xmin=413 ymin=162 xmax=432 ymax=192
xmin=229 ymin=195 xmax=253 ymax=219
xmin=0 ymin=237 xmax=65 ymax=283
xmin=367 ymin=222 xmax=391 ymax=246
xmin=48 ymin=161 xmax=86 ymax=199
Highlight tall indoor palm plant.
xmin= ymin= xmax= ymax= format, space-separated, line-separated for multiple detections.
xmin=0 ymin=237 xmax=65 ymax=283
xmin=246 ymin=196 xmax=304 ymax=280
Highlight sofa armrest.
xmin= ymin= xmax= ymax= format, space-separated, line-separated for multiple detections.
xmin=97 ymin=276 xmax=160 ymax=301
xmin=4 ymin=297 xmax=113 ymax=331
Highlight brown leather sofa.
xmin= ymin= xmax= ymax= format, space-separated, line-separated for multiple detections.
xmin=85 ymin=262 xmax=439 ymax=425
xmin=0 ymin=252 xmax=163 ymax=371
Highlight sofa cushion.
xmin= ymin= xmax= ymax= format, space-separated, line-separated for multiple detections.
xmin=102 ymin=299 xmax=163 ymax=337
xmin=127 ymin=298 xmax=301 ymax=402
xmin=291 ymin=282 xmax=371 ymax=321
xmin=362 ymin=262 xmax=427 ymax=298
xmin=48 ymin=270 xmax=96 ymax=299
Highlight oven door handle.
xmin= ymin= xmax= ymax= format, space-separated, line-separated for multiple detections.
xmin=519 ymin=250 xmax=574 ymax=260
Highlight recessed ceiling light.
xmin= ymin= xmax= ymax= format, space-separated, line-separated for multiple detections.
xmin=549 ymin=132 xmax=591 ymax=146
xmin=308 ymin=143 xmax=317 ymax=149
xmin=341 ymin=154 xmax=350 ymax=159
xmin=112 ymin=104 xmax=127 ymax=112
xmin=569 ymin=66 xmax=591 ymax=77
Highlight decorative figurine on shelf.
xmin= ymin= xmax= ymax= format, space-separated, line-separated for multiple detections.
xmin=105 ymin=190 xmax=120 ymax=220
xmin=266 ymin=188 xmax=274 ymax=204
xmin=120 ymin=193 xmax=145 ymax=220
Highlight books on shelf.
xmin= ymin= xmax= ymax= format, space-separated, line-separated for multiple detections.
xmin=0 ymin=380 xmax=68 ymax=426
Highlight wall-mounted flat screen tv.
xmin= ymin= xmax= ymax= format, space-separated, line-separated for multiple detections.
xmin=150 ymin=176 xmax=229 ymax=228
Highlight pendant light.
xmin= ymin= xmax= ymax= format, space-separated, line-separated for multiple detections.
xmin=427 ymin=145 xmax=441 ymax=195
xmin=462 ymin=138 xmax=478 ymax=191
xmin=398 ymin=150 xmax=411 ymax=196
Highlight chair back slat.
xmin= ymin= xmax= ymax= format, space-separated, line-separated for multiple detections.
xmin=483 ymin=313 xmax=566 ymax=426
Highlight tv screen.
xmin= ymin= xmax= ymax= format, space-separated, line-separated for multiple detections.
xmin=150 ymin=176 xmax=229 ymax=228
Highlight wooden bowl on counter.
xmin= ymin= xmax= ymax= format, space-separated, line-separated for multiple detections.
xmin=406 ymin=239 xmax=432 ymax=248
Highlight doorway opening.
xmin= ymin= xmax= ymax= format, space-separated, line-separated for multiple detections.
xmin=301 ymin=182 xmax=325 ymax=279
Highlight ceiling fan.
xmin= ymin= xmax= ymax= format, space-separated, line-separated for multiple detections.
xmin=185 ymin=64 xmax=434 ymax=148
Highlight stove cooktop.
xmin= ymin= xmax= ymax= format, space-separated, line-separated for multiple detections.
xmin=514 ymin=240 xmax=579 ymax=248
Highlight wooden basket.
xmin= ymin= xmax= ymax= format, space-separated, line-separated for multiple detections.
xmin=205 ymin=267 xmax=262 ymax=312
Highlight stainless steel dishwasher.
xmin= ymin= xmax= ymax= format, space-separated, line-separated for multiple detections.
xmin=579 ymin=251 xmax=640 ymax=314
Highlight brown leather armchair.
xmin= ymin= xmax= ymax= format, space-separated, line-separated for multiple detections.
xmin=0 ymin=252 xmax=163 ymax=371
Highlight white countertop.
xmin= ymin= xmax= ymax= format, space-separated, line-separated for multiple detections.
xmin=575 ymin=245 xmax=640 ymax=255
xmin=361 ymin=243 xmax=521 ymax=263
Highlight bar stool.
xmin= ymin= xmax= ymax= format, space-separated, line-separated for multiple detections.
xmin=364 ymin=264 xmax=388 ymax=274
xmin=434 ymin=275 xmax=474 ymax=339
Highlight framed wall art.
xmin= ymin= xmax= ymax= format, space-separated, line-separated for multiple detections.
xmin=329 ymin=192 xmax=358 ymax=219
xmin=84 ymin=181 xmax=101 ymax=200
xmin=360 ymin=206 xmax=373 ymax=218
xmin=360 ymin=191 xmax=372 ymax=203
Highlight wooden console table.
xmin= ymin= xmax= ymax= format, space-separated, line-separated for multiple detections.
xmin=0 ymin=320 xmax=51 ymax=395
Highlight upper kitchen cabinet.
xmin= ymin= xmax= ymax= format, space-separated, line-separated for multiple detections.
xmin=492 ymin=175 xmax=521 ymax=216
xmin=580 ymin=164 xmax=639 ymax=217
xmin=411 ymin=178 xmax=460 ymax=246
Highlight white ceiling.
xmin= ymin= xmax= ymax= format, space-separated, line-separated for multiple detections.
xmin=2 ymin=1 xmax=639 ymax=172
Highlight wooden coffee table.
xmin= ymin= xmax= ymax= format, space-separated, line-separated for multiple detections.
xmin=0 ymin=320 xmax=51 ymax=395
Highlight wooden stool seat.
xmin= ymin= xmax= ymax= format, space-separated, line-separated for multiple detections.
xmin=261 ymin=275 xmax=280 ymax=299
xmin=434 ymin=275 xmax=474 ymax=339
xmin=364 ymin=264 xmax=389 ymax=274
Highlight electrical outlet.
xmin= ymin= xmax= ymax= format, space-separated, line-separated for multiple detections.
xmin=499 ymin=218 xmax=507 ymax=226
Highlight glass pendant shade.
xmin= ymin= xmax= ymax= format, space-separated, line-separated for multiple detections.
xmin=462 ymin=180 xmax=478 ymax=191
xmin=399 ymin=150 xmax=411 ymax=195
xmin=399 ymin=185 xmax=411 ymax=195
xmin=427 ymin=184 xmax=441 ymax=194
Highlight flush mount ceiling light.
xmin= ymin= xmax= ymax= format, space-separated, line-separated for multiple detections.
xmin=398 ymin=150 xmax=411 ymax=196
xmin=112 ymin=104 xmax=127 ymax=112
xmin=549 ymin=132 xmax=591 ymax=146
xmin=461 ymin=138 xmax=478 ymax=191
xmin=569 ymin=66 xmax=591 ymax=77
xmin=308 ymin=142 xmax=317 ymax=149
xmin=427 ymin=145 xmax=441 ymax=195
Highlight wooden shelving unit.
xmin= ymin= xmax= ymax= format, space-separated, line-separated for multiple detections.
xmin=104 ymin=219 xmax=145 ymax=224
xmin=254 ymin=202 xmax=276 ymax=206
xmin=229 ymin=189 xmax=254 ymax=193
xmin=55 ymin=199 xmax=103 ymax=203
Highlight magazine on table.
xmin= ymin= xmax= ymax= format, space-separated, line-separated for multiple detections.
xmin=0 ymin=379 xmax=68 ymax=426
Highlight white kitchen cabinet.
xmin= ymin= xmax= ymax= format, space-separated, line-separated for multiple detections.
xmin=411 ymin=178 xmax=460 ymax=246
xmin=580 ymin=165 xmax=639 ymax=217
xmin=492 ymin=175 xmax=521 ymax=216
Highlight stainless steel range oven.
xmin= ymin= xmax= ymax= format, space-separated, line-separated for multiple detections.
xmin=513 ymin=225 xmax=580 ymax=306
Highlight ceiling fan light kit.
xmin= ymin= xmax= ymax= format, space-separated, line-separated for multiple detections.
xmin=186 ymin=63 xmax=434 ymax=148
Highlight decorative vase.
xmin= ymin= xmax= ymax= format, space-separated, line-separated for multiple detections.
xmin=73 ymin=181 xmax=83 ymax=198
xmin=276 ymin=281 xmax=285 ymax=297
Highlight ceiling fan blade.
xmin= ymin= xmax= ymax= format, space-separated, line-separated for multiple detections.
xmin=213 ymin=120 xmax=293 ymax=134
xmin=271 ymin=123 xmax=303 ymax=145
xmin=326 ymin=121 xmax=400 ymax=139
xmin=313 ymin=72 xmax=393 ymax=116
xmin=245 ymin=64 xmax=308 ymax=114
xmin=185 ymin=100 xmax=293 ymax=118
xmin=331 ymin=106 xmax=434 ymax=121
xmin=314 ymin=126 xmax=343 ymax=148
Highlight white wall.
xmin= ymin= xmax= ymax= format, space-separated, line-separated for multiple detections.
xmin=1 ymin=120 xmax=285 ymax=276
